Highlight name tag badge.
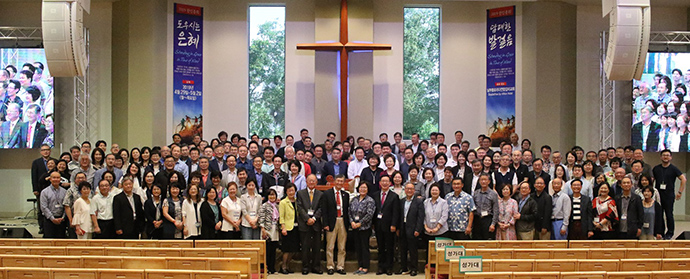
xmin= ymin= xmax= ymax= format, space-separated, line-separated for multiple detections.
xmin=354 ymin=216 xmax=360 ymax=221
xmin=195 ymin=222 xmax=201 ymax=228
xmin=430 ymin=218 xmax=437 ymax=223
xmin=621 ymin=214 xmax=627 ymax=220
xmin=294 ymin=222 xmax=298 ymax=227
xmin=643 ymin=222 xmax=650 ymax=229
xmin=594 ymin=217 xmax=600 ymax=223
xmin=660 ymin=184 xmax=667 ymax=190
xmin=404 ymin=217 xmax=407 ymax=223
xmin=336 ymin=205 xmax=341 ymax=210
xmin=249 ymin=212 xmax=257 ymax=217
xmin=308 ymin=209 xmax=314 ymax=216
xmin=133 ymin=212 xmax=136 ymax=219
xmin=316 ymin=174 xmax=322 ymax=179
xmin=233 ymin=213 xmax=241 ymax=220
xmin=377 ymin=213 xmax=383 ymax=219
xmin=481 ymin=210 xmax=489 ymax=217
xmin=573 ymin=216 xmax=581 ymax=220
xmin=55 ymin=204 xmax=61 ymax=208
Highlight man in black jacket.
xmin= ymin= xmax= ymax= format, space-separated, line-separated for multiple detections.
xmin=514 ymin=182 xmax=538 ymax=240
xmin=527 ymin=159 xmax=551 ymax=192
xmin=399 ymin=182 xmax=424 ymax=276
xmin=322 ymin=174 xmax=350 ymax=275
xmin=264 ymin=156 xmax=288 ymax=200
xmin=32 ymin=144 xmax=54 ymax=233
xmin=531 ymin=176 xmax=552 ymax=240
xmin=113 ymin=177 xmax=145 ymax=239
xmin=295 ymin=174 xmax=324 ymax=274
xmin=374 ymin=175 xmax=400 ymax=275
xmin=616 ymin=177 xmax=644 ymax=239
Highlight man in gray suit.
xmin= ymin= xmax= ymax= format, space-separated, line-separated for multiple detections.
xmin=296 ymin=174 xmax=324 ymax=274
xmin=0 ymin=103 xmax=26 ymax=148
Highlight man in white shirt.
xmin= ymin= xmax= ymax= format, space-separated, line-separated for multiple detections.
xmin=90 ymin=180 xmax=116 ymax=239
xmin=347 ymin=147 xmax=367 ymax=179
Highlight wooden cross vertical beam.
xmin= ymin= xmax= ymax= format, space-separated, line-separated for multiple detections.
xmin=297 ymin=0 xmax=391 ymax=142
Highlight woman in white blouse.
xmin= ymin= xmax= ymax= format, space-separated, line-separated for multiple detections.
xmin=72 ymin=181 xmax=94 ymax=239
xmin=221 ymin=182 xmax=242 ymax=239
xmin=240 ymin=179 xmax=262 ymax=239
xmin=182 ymin=184 xmax=203 ymax=239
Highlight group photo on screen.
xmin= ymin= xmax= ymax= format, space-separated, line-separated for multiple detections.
xmin=0 ymin=48 xmax=54 ymax=149
xmin=632 ymin=52 xmax=690 ymax=152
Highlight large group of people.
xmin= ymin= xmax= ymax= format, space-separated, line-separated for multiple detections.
xmin=31 ymin=129 xmax=686 ymax=275
xmin=0 ymin=63 xmax=54 ymax=148
xmin=632 ymin=70 xmax=690 ymax=152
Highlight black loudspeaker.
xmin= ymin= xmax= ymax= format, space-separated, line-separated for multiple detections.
xmin=0 ymin=227 xmax=33 ymax=238
xmin=675 ymin=231 xmax=690 ymax=240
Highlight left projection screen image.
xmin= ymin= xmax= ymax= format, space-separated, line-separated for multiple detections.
xmin=0 ymin=48 xmax=55 ymax=149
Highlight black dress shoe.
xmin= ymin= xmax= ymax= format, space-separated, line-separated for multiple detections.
xmin=302 ymin=270 xmax=309 ymax=275
xmin=376 ymin=270 xmax=385 ymax=275
xmin=280 ymin=268 xmax=289 ymax=275
xmin=387 ymin=271 xmax=393 ymax=276
xmin=328 ymin=269 xmax=335 ymax=275
xmin=336 ymin=269 xmax=346 ymax=275
xmin=312 ymin=269 xmax=323 ymax=274
xmin=410 ymin=271 xmax=418 ymax=276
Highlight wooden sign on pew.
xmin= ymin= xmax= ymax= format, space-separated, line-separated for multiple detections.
xmin=459 ymin=256 xmax=483 ymax=273
xmin=435 ymin=237 xmax=454 ymax=251
xmin=444 ymin=246 xmax=466 ymax=261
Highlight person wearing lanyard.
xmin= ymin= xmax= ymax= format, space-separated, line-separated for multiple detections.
xmin=323 ymin=174 xmax=350 ymax=275
xmin=182 ymin=184 xmax=203 ymax=239
xmin=220 ymin=182 xmax=243 ymax=239
xmin=615 ymin=177 xmax=644 ymax=239
xmin=259 ymin=189 xmax=281 ymax=274
xmin=144 ymin=184 xmax=164 ymax=239
xmin=295 ymin=174 xmax=324 ymax=275
xmin=424 ymin=183 xmax=449 ymax=240
xmin=472 ymin=173 xmax=499 ymax=240
xmin=278 ymin=183 xmax=299 ymax=274
xmin=41 ymin=171 xmax=67 ymax=238
xmin=514 ymin=182 xmax=538 ymax=240
xmin=374 ymin=175 xmax=400 ymax=275
xmin=399 ymin=182 xmax=424 ymax=276
xmin=350 ymin=181 xmax=375 ymax=275
xmin=240 ymin=179 xmax=262 ymax=239
xmin=551 ymin=178 xmax=571 ymax=240
xmin=652 ymin=149 xmax=686 ymax=239
xmin=113 ymin=177 xmax=144 ymax=239
xmin=567 ymin=179 xmax=593 ymax=240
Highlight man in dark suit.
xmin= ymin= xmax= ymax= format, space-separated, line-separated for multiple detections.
xmin=527 ymin=159 xmax=551 ymax=192
xmin=113 ymin=177 xmax=145 ymax=239
xmin=631 ymin=105 xmax=662 ymax=151
xmin=24 ymin=104 xmax=48 ymax=148
xmin=293 ymin=129 xmax=314 ymax=151
xmin=296 ymin=174 xmax=324 ymax=274
xmin=463 ymin=159 xmax=489 ymax=194
xmin=514 ymin=182 xmax=538 ymax=240
xmin=615 ymin=177 xmax=644 ymax=239
xmin=322 ymin=148 xmax=348 ymax=184
xmin=322 ymin=174 xmax=350 ymax=275
xmin=374 ymin=175 xmax=400 ymax=275
xmin=209 ymin=145 xmax=227 ymax=172
xmin=399 ymin=182 xmax=424 ymax=276
xmin=155 ymin=156 xmax=186 ymax=199
xmin=0 ymin=103 xmax=26 ymax=148
xmin=263 ymin=156 xmax=288 ymax=200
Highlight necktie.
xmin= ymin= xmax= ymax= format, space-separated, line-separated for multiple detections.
xmin=336 ymin=191 xmax=342 ymax=217
xmin=381 ymin=191 xmax=386 ymax=206
xmin=309 ymin=190 xmax=314 ymax=203
xmin=27 ymin=124 xmax=34 ymax=148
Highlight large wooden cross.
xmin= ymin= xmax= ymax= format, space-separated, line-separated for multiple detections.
xmin=297 ymin=0 xmax=391 ymax=142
